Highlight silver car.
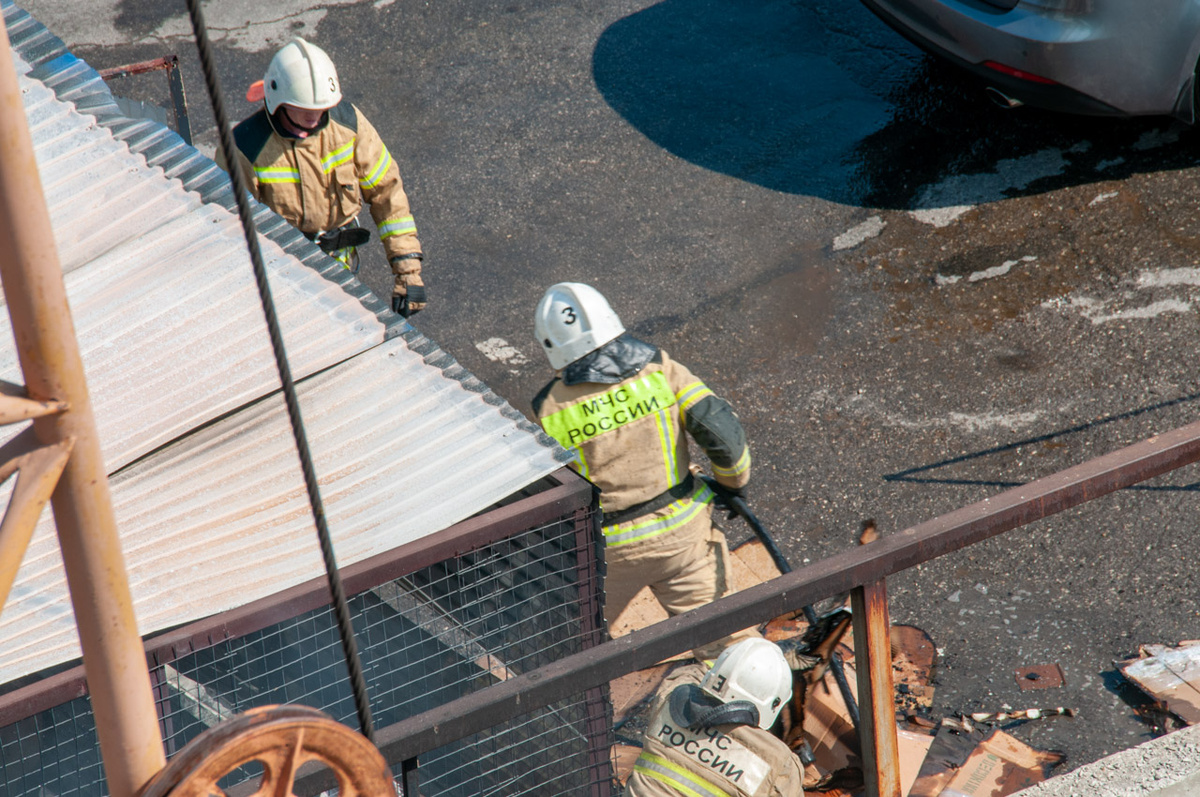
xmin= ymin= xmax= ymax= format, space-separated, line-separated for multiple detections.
xmin=860 ymin=0 xmax=1200 ymax=121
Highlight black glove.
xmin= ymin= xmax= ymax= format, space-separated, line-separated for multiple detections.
xmin=721 ymin=482 xmax=747 ymax=499
xmin=316 ymin=226 xmax=370 ymax=254
xmin=708 ymin=481 xmax=747 ymax=520
xmin=392 ymin=284 xmax=427 ymax=318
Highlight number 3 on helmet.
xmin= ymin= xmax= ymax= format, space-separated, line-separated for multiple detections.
xmin=533 ymin=283 xmax=625 ymax=370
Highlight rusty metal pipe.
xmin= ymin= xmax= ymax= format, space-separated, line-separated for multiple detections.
xmin=852 ymin=579 xmax=901 ymax=797
xmin=97 ymin=55 xmax=179 ymax=80
xmin=0 ymin=21 xmax=165 ymax=797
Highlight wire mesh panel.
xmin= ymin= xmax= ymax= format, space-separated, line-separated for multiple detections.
xmin=417 ymin=694 xmax=609 ymax=797
xmin=0 ymin=484 xmax=611 ymax=797
xmin=0 ymin=697 xmax=105 ymax=797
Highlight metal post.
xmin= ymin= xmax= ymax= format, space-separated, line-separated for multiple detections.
xmin=165 ymin=56 xmax=193 ymax=146
xmin=850 ymin=579 xmax=900 ymax=797
xmin=401 ymin=756 xmax=419 ymax=796
xmin=574 ymin=501 xmax=615 ymax=797
xmin=0 ymin=21 xmax=166 ymax=797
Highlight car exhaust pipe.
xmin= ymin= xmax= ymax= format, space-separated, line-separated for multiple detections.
xmin=986 ymin=87 xmax=1023 ymax=109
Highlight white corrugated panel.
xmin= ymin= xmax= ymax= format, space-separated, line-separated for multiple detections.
xmin=0 ymin=3 xmax=568 ymax=683
xmin=0 ymin=337 xmax=563 ymax=683
xmin=0 ymin=65 xmax=387 ymax=471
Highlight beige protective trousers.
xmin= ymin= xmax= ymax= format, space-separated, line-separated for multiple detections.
xmin=605 ymin=505 xmax=756 ymax=661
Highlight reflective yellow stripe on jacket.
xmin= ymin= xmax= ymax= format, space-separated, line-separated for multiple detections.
xmin=676 ymin=381 xmax=714 ymax=415
xmin=254 ymin=166 xmax=300 ymax=184
xmin=379 ymin=214 xmax=417 ymax=239
xmin=601 ymin=482 xmax=714 ymax=547
xmin=633 ymin=752 xmax=731 ymax=797
xmin=360 ymin=145 xmax=393 ymax=189
xmin=321 ymin=139 xmax=356 ymax=173
xmin=712 ymin=447 xmax=750 ymax=479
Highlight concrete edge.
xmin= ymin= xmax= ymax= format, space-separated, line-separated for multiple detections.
xmin=1014 ymin=725 xmax=1200 ymax=797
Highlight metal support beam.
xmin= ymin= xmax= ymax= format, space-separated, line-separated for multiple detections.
xmin=0 ymin=429 xmax=72 ymax=607
xmin=165 ymin=56 xmax=192 ymax=146
xmin=851 ymin=579 xmax=900 ymax=797
xmin=0 ymin=21 xmax=165 ymax=797
xmin=98 ymin=56 xmax=192 ymax=146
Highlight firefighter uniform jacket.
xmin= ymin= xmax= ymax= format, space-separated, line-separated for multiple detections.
xmin=220 ymin=103 xmax=422 ymax=287
xmin=626 ymin=664 xmax=805 ymax=797
xmin=533 ymin=336 xmax=751 ymax=558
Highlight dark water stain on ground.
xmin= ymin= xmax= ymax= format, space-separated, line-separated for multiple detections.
xmin=626 ymin=244 xmax=834 ymax=372
xmin=738 ymin=264 xmax=834 ymax=362
xmin=113 ymin=0 xmax=175 ymax=40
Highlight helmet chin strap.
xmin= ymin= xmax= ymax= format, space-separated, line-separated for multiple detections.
xmin=691 ymin=700 xmax=761 ymax=730
xmin=283 ymin=107 xmax=323 ymax=133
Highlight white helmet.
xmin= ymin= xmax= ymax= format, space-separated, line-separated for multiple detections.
xmin=533 ymin=283 xmax=625 ymax=370
xmin=700 ymin=639 xmax=793 ymax=730
xmin=263 ymin=37 xmax=343 ymax=115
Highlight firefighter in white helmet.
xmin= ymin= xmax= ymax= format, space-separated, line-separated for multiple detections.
xmin=627 ymin=638 xmax=805 ymax=796
xmin=217 ymin=37 xmax=427 ymax=316
xmin=531 ymin=283 xmax=756 ymax=659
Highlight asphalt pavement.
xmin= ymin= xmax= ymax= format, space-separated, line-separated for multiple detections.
xmin=22 ymin=0 xmax=1200 ymax=778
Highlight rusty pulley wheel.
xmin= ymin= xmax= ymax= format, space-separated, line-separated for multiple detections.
xmin=140 ymin=705 xmax=394 ymax=797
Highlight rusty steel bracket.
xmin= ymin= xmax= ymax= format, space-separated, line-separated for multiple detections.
xmin=98 ymin=55 xmax=192 ymax=146
xmin=0 ymin=428 xmax=73 ymax=610
xmin=0 ymin=380 xmax=68 ymax=425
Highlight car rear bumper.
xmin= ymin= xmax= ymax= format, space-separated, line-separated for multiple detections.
xmin=861 ymin=0 xmax=1196 ymax=117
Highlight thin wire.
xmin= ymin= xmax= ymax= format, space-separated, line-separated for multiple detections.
xmin=183 ymin=0 xmax=375 ymax=741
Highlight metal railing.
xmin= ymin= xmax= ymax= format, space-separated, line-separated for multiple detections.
xmin=298 ymin=418 xmax=1200 ymax=797
xmin=97 ymin=56 xmax=192 ymax=145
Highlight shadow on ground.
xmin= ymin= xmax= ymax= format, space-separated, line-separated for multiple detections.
xmin=593 ymin=0 xmax=1200 ymax=210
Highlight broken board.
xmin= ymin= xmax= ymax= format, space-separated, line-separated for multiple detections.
xmin=1117 ymin=641 xmax=1200 ymax=725
xmin=909 ymin=720 xmax=1063 ymax=797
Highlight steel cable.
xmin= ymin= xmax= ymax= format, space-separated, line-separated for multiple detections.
xmin=183 ymin=0 xmax=375 ymax=741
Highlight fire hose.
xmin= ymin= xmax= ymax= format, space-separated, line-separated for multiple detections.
xmin=704 ymin=478 xmax=862 ymax=731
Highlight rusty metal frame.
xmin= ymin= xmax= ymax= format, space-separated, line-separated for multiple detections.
xmin=0 ymin=428 xmax=72 ymax=607
xmin=98 ymin=56 xmax=192 ymax=145
xmin=574 ymin=502 xmax=614 ymax=797
xmin=279 ymin=417 xmax=1200 ymax=795
xmin=387 ymin=473 xmax=609 ymax=797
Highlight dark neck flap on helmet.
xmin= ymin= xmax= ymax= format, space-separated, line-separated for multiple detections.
xmin=667 ymin=683 xmax=760 ymax=731
xmin=562 ymin=334 xmax=657 ymax=386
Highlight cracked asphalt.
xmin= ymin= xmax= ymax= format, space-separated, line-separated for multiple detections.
xmin=21 ymin=0 xmax=1200 ymax=778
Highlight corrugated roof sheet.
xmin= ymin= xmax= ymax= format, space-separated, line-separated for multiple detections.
xmin=0 ymin=0 xmax=570 ymax=685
